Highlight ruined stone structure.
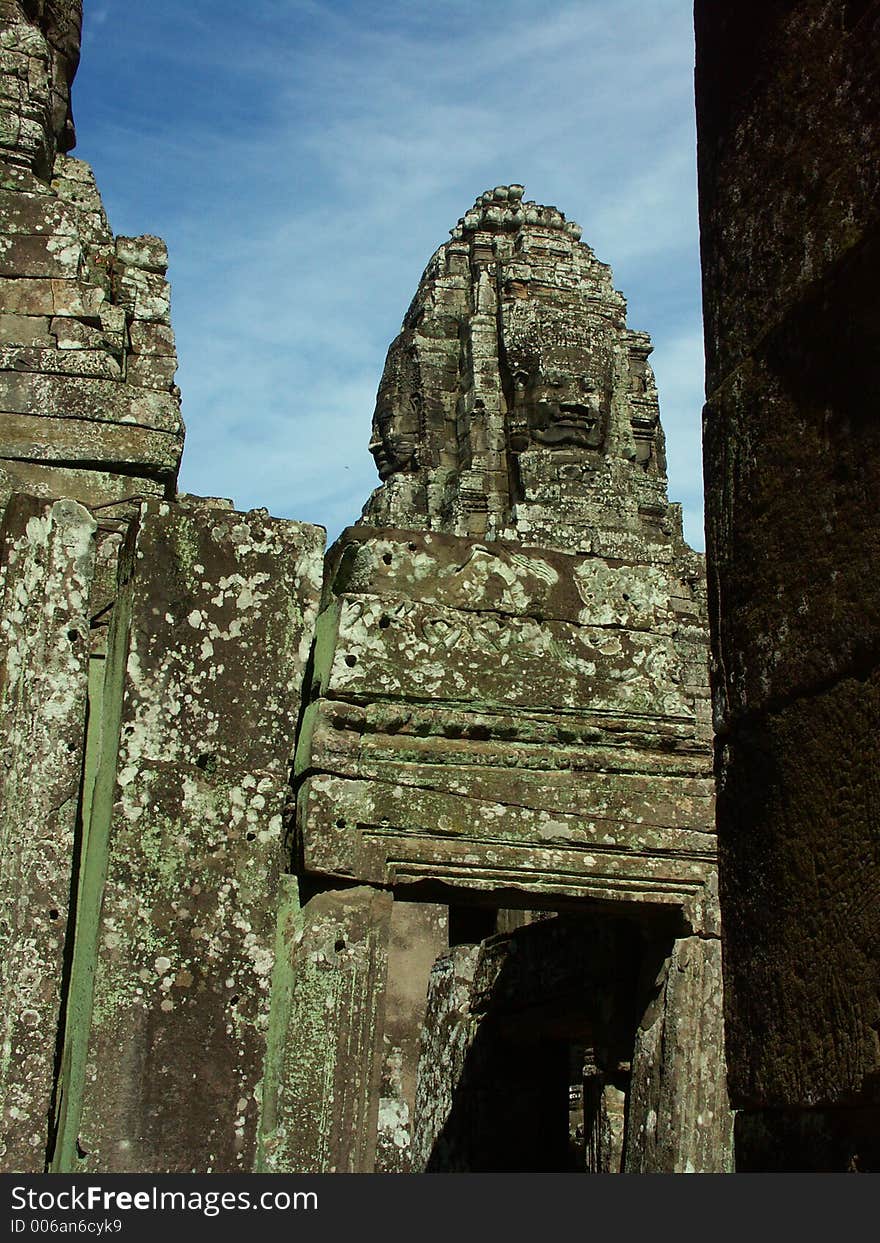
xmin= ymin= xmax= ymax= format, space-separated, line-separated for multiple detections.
xmin=287 ymin=187 xmax=730 ymax=1174
xmin=0 ymin=2 xmax=732 ymax=1173
xmin=0 ymin=1 xmax=182 ymax=513
xmin=696 ymin=0 xmax=880 ymax=1171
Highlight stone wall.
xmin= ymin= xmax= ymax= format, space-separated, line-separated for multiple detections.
xmin=0 ymin=1 xmax=183 ymax=511
xmin=0 ymin=493 xmax=324 ymax=1172
xmin=696 ymin=0 xmax=880 ymax=1170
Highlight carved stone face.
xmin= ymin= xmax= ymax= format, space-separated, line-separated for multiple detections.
xmin=368 ymin=338 xmax=421 ymax=481
xmin=1 ymin=2 xmax=81 ymax=174
xmin=369 ymin=403 xmax=420 ymax=480
xmin=510 ymin=354 xmax=609 ymax=449
xmin=503 ymin=306 xmax=613 ymax=453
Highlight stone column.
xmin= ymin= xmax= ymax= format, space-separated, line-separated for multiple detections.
xmin=625 ymin=936 xmax=733 ymax=1173
xmin=696 ymin=0 xmax=880 ymax=1167
xmin=0 ymin=495 xmax=96 ymax=1171
xmin=259 ymin=884 xmax=393 ymax=1173
xmin=50 ymin=499 xmax=323 ymax=1172
xmin=375 ymin=899 xmax=448 ymax=1172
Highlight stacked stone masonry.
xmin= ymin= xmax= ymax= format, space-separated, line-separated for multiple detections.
xmin=0 ymin=1 xmax=183 ymax=514
xmin=696 ymin=0 xmax=880 ymax=1170
xmin=1 ymin=2 xmax=734 ymax=1174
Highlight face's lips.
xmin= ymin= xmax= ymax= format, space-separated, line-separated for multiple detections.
xmin=557 ymin=402 xmax=596 ymax=423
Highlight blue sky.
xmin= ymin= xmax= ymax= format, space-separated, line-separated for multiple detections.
xmin=74 ymin=0 xmax=705 ymax=549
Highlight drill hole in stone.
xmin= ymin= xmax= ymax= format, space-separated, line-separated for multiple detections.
xmin=382 ymin=553 xmax=393 ymax=565
xmin=66 ymin=628 xmax=80 ymax=643
xmin=229 ymin=994 xmax=240 ymax=1006
xmin=49 ymin=908 xmax=59 ymax=921
xmin=335 ymin=938 xmax=346 ymax=953
xmin=344 ymin=654 xmax=357 ymax=667
xmin=335 ymin=818 xmax=346 ymax=829
xmin=379 ymin=615 xmax=391 ymax=629
xmin=246 ymin=832 xmax=256 ymax=841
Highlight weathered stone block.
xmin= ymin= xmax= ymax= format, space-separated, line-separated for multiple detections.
xmin=112 ymin=267 xmax=169 ymax=324
xmin=298 ymin=772 xmax=715 ymax=928
xmin=0 ymin=412 xmax=182 ymax=473
xmin=0 ymin=276 xmax=104 ymax=318
xmin=125 ymin=354 xmax=177 ymax=390
xmin=0 ymin=345 xmax=121 ymax=378
xmin=0 ymin=372 xmax=181 ymax=430
xmin=53 ymin=501 xmax=324 ymax=1173
xmin=703 ymin=286 xmax=880 ymax=726
xmin=319 ymin=593 xmax=692 ymax=721
xmin=0 ymin=495 xmax=96 ymax=1172
xmin=329 ymin=525 xmax=696 ymax=632
xmin=718 ymin=672 xmax=880 ymax=1108
xmin=0 ymin=461 xmax=164 ymax=513
xmin=375 ymin=900 xmax=448 ymax=1172
xmin=259 ymin=884 xmax=393 ymax=1173
xmin=0 ymin=187 xmax=77 ymax=236
xmin=114 ymin=235 xmax=167 ymax=274
xmin=626 ymin=936 xmax=733 ymax=1172
xmin=128 ymin=321 xmax=175 ymax=357
xmin=696 ymin=1 xmax=880 ymax=390
xmin=0 ymin=230 xmax=82 ymax=278
xmin=411 ymin=945 xmax=481 ymax=1171
xmin=0 ymin=311 xmax=54 ymax=346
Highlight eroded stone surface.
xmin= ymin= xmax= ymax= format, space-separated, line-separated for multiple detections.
xmin=0 ymin=3 xmax=183 ymax=511
xmin=626 ymin=936 xmax=733 ymax=1173
xmin=361 ymin=185 xmax=672 ymax=552
xmin=298 ymin=516 xmax=716 ymax=935
xmin=52 ymin=500 xmax=324 ymax=1173
xmin=0 ymin=493 xmax=95 ymax=1171
xmin=696 ymin=0 xmax=880 ymax=1165
xmin=259 ymin=885 xmax=393 ymax=1174
xmin=289 ymin=191 xmax=729 ymax=1173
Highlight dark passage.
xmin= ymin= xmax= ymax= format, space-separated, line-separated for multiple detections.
xmin=419 ymin=912 xmax=659 ymax=1172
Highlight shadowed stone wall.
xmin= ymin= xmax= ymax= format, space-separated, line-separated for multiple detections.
xmin=696 ymin=0 xmax=880 ymax=1170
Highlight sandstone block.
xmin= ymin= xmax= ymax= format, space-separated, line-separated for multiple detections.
xmin=0 ymin=495 xmax=96 ymax=1172
xmin=53 ymin=502 xmax=324 ymax=1173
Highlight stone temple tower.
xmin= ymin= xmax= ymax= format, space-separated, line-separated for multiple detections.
xmin=286 ymin=187 xmax=733 ymax=1172
xmin=362 ymin=183 xmax=670 ymax=555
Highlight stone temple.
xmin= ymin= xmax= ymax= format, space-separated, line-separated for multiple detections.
xmin=0 ymin=2 xmax=736 ymax=1173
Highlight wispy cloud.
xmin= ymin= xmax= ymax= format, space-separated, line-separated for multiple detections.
xmin=73 ymin=0 xmax=705 ymax=549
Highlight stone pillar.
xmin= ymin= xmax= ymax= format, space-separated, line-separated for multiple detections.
xmin=625 ymin=936 xmax=733 ymax=1173
xmin=50 ymin=499 xmax=323 ymax=1172
xmin=0 ymin=495 xmax=95 ymax=1171
xmin=696 ymin=0 xmax=880 ymax=1166
xmin=259 ymin=884 xmax=393 ymax=1174
xmin=375 ymin=899 xmax=448 ymax=1172
xmin=411 ymin=945 xmax=481 ymax=1172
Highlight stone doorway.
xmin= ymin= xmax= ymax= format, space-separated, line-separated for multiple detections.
xmin=411 ymin=910 xmax=664 ymax=1173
